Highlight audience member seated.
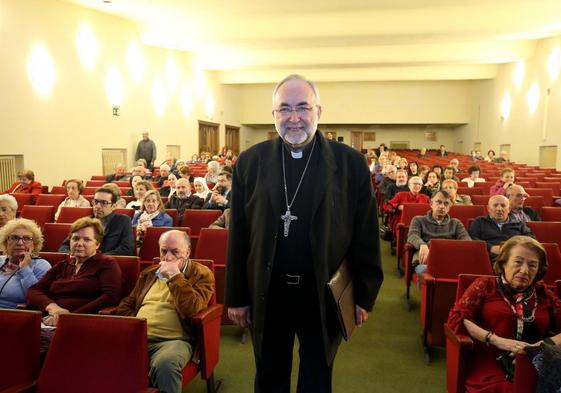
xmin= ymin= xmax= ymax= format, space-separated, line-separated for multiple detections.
xmin=126 ymin=180 xmax=153 ymax=210
xmin=165 ymin=179 xmax=203 ymax=222
xmin=0 ymin=218 xmax=51 ymax=308
xmin=443 ymin=166 xmax=460 ymax=182
xmin=490 ymin=168 xmax=515 ymax=196
xmin=376 ymin=164 xmax=396 ymax=193
xmin=494 ymin=150 xmax=510 ymax=163
xmin=126 ymin=175 xmax=144 ymax=196
xmin=449 ymin=158 xmax=463 ymax=174
xmin=54 ymin=179 xmax=91 ymax=221
xmin=159 ymin=174 xmax=178 ymax=198
xmin=442 ymin=179 xmax=473 ymax=205
xmin=407 ymin=161 xmax=420 ymax=176
xmin=407 ymin=190 xmax=471 ymax=276
xmin=0 ymin=194 xmax=17 ymax=229
xmin=58 ymin=187 xmax=134 ymax=256
xmin=447 ymin=236 xmax=561 ymax=391
xmin=102 ymin=183 xmax=127 ymax=208
xmin=28 ymin=217 xmax=122 ymax=325
xmin=205 ymin=161 xmax=221 ymax=184
xmin=154 ymin=164 xmax=171 ymax=187
xmin=193 ymin=177 xmax=211 ymax=200
xmin=132 ymin=190 xmax=173 ymax=247
xmin=105 ymin=164 xmax=129 ymax=182
xmin=461 ymin=165 xmax=486 ymax=188
xmin=422 ymin=171 xmax=441 ymax=197
xmin=396 ymin=157 xmax=408 ymax=170
xmin=507 ymin=185 xmax=540 ymax=222
xmin=384 ymin=169 xmax=408 ymax=201
xmin=203 ymin=171 xmax=232 ymax=211
xmin=178 ymin=164 xmax=195 ymax=183
xmin=469 ymin=195 xmax=535 ymax=260
xmin=114 ymin=230 xmax=214 ymax=393
xmin=438 ymin=144 xmax=448 ymax=157
xmin=209 ymin=208 xmax=230 ymax=229
xmin=485 ymin=149 xmax=496 ymax=162
xmin=5 ymin=169 xmax=42 ymax=196
xmin=432 ymin=164 xmax=443 ymax=178
xmin=417 ymin=147 xmax=429 ymax=158
xmin=131 ymin=164 xmax=152 ymax=180
xmin=384 ymin=176 xmax=430 ymax=235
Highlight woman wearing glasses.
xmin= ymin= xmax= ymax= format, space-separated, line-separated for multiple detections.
xmin=27 ymin=217 xmax=121 ymax=326
xmin=0 ymin=218 xmax=51 ymax=309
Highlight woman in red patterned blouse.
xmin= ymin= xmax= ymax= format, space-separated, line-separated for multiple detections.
xmin=448 ymin=236 xmax=561 ymax=392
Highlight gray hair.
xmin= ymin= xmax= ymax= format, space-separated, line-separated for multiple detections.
xmin=272 ymin=74 xmax=321 ymax=106
xmin=0 ymin=194 xmax=18 ymax=212
xmin=207 ymin=161 xmax=220 ymax=172
xmin=160 ymin=164 xmax=171 ymax=171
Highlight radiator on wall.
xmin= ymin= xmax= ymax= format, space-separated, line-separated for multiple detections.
xmin=102 ymin=149 xmax=127 ymax=176
xmin=0 ymin=156 xmax=17 ymax=192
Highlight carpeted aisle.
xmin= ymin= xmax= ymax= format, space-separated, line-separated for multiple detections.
xmin=185 ymin=237 xmax=446 ymax=392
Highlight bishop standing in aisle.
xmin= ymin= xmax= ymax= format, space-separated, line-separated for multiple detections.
xmin=225 ymin=74 xmax=384 ymax=393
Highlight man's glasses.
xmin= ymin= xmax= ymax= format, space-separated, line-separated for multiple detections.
xmin=92 ymin=199 xmax=112 ymax=206
xmin=8 ymin=235 xmax=33 ymax=243
xmin=273 ymin=105 xmax=315 ymax=117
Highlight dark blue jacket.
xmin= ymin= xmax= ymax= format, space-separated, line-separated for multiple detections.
xmin=468 ymin=215 xmax=535 ymax=258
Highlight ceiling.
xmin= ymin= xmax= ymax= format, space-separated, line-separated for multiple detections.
xmin=66 ymin=0 xmax=561 ymax=84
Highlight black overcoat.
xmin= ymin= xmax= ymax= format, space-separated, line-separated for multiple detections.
xmin=225 ymin=132 xmax=383 ymax=364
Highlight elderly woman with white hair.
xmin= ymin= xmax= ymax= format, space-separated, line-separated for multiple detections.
xmin=0 ymin=194 xmax=18 ymax=229
xmin=0 ymin=218 xmax=51 ymax=308
xmin=205 ymin=161 xmax=221 ymax=185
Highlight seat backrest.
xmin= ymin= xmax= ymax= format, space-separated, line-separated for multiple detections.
xmin=524 ymin=196 xmax=544 ymax=212
xmin=10 ymin=193 xmax=34 ymax=212
xmin=111 ymin=256 xmax=141 ymax=297
xmin=535 ymin=182 xmax=561 ymax=195
xmin=56 ymin=207 xmax=92 ymax=223
xmin=82 ymin=187 xmax=98 ymax=196
xmin=426 ymin=239 xmax=493 ymax=279
xmin=470 ymin=195 xmax=490 ymax=205
xmin=182 ymin=209 xmax=223 ymax=236
xmin=541 ymin=243 xmax=561 ymax=285
xmin=42 ymin=223 xmax=72 ymax=252
xmin=49 ymin=186 xmax=66 ymax=194
xmin=38 ymin=252 xmax=68 ymax=266
xmin=20 ymin=205 xmax=56 ymax=229
xmin=85 ymin=180 xmax=105 ymax=187
xmin=525 ymin=188 xmax=553 ymax=206
xmin=114 ymin=208 xmax=135 ymax=218
xmin=138 ymin=226 xmax=192 ymax=261
xmin=527 ymin=221 xmax=561 ymax=247
xmin=0 ymin=309 xmax=42 ymax=390
xmin=38 ymin=314 xmax=149 ymax=393
xmin=456 ymin=273 xmax=496 ymax=300
xmin=194 ymin=228 xmax=229 ymax=266
xmin=540 ymin=207 xmax=561 ymax=222
xmin=449 ymin=205 xmax=487 ymax=229
xmin=90 ymin=175 xmax=106 ymax=181
xmin=35 ymin=194 xmax=66 ymax=206
xmin=456 ymin=187 xmax=483 ymax=197
xmin=165 ymin=209 xmax=179 ymax=226
xmin=399 ymin=203 xmax=430 ymax=225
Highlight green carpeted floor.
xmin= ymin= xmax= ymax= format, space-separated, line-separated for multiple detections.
xmin=185 ymin=238 xmax=447 ymax=392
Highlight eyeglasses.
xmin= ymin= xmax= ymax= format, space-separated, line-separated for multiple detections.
xmin=92 ymin=199 xmax=112 ymax=206
xmin=8 ymin=235 xmax=33 ymax=243
xmin=273 ymin=105 xmax=315 ymax=117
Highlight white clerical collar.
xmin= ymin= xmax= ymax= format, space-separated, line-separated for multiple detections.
xmin=291 ymin=150 xmax=303 ymax=159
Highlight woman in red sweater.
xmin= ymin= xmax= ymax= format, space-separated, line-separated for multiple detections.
xmin=27 ymin=217 xmax=121 ymax=326
xmin=5 ymin=169 xmax=42 ymax=196
xmin=384 ymin=176 xmax=430 ymax=235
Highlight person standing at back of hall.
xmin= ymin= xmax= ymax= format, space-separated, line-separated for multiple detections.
xmin=136 ymin=131 xmax=157 ymax=169
xmin=225 ymin=74 xmax=384 ymax=393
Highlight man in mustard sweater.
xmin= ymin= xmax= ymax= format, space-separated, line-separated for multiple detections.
xmin=115 ymin=230 xmax=214 ymax=393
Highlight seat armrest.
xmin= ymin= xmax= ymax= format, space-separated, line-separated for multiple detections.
xmin=0 ymin=380 xmax=37 ymax=393
xmin=16 ymin=304 xmax=29 ymax=310
xmin=444 ymin=323 xmax=473 ymax=393
xmin=189 ymin=304 xmax=224 ymax=379
xmin=444 ymin=323 xmax=474 ymax=350
xmin=420 ymin=272 xmax=436 ymax=285
xmin=190 ymin=304 xmax=223 ymax=325
xmin=99 ymin=306 xmax=118 ymax=315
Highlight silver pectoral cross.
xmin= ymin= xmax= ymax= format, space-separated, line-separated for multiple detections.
xmin=280 ymin=209 xmax=298 ymax=237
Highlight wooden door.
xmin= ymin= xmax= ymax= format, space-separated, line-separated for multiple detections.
xmin=198 ymin=121 xmax=219 ymax=155
xmin=351 ymin=132 xmax=363 ymax=150
xmin=225 ymin=125 xmax=240 ymax=155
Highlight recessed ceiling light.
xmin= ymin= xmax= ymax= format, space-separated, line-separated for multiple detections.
xmin=103 ymin=0 xmax=112 ymax=4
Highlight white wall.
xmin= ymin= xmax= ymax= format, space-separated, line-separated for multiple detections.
xmin=0 ymin=0 xmax=241 ymax=187
xmin=457 ymin=36 xmax=561 ymax=169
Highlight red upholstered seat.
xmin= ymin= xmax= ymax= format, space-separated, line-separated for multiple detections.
xmin=114 ymin=207 xmax=135 ymax=218
xmin=111 ymin=255 xmax=141 ymax=298
xmin=36 ymin=314 xmax=156 ymax=393
xmin=42 ymin=223 xmax=72 ymax=252
xmin=395 ymin=203 xmax=430 ymax=273
xmin=526 ymin=188 xmax=554 ymax=206
xmin=165 ymin=209 xmax=179 ymax=226
xmin=540 ymin=207 xmax=561 ymax=222
xmin=527 ymin=221 xmax=561 ymax=248
xmin=34 ymin=194 xmax=66 ymax=206
xmin=85 ymin=180 xmax=105 ymax=187
xmin=20 ymin=205 xmax=56 ymax=229
xmin=445 ymin=274 xmax=538 ymax=393
xmin=542 ymin=243 xmax=561 ymax=286
xmin=0 ymin=309 xmax=42 ymax=391
xmin=56 ymin=207 xmax=91 ymax=223
xmin=10 ymin=193 xmax=34 ymax=213
xmin=49 ymin=186 xmax=66 ymax=194
xmin=182 ymin=209 xmax=223 ymax=236
xmin=90 ymin=175 xmax=106 ymax=181
xmin=535 ymin=182 xmax=561 ymax=195
xmin=470 ymin=195 xmax=490 ymax=205
xmin=419 ymin=240 xmax=493 ymax=359
xmin=38 ymin=252 xmax=68 ymax=266
xmin=449 ymin=204 xmax=487 ymax=229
